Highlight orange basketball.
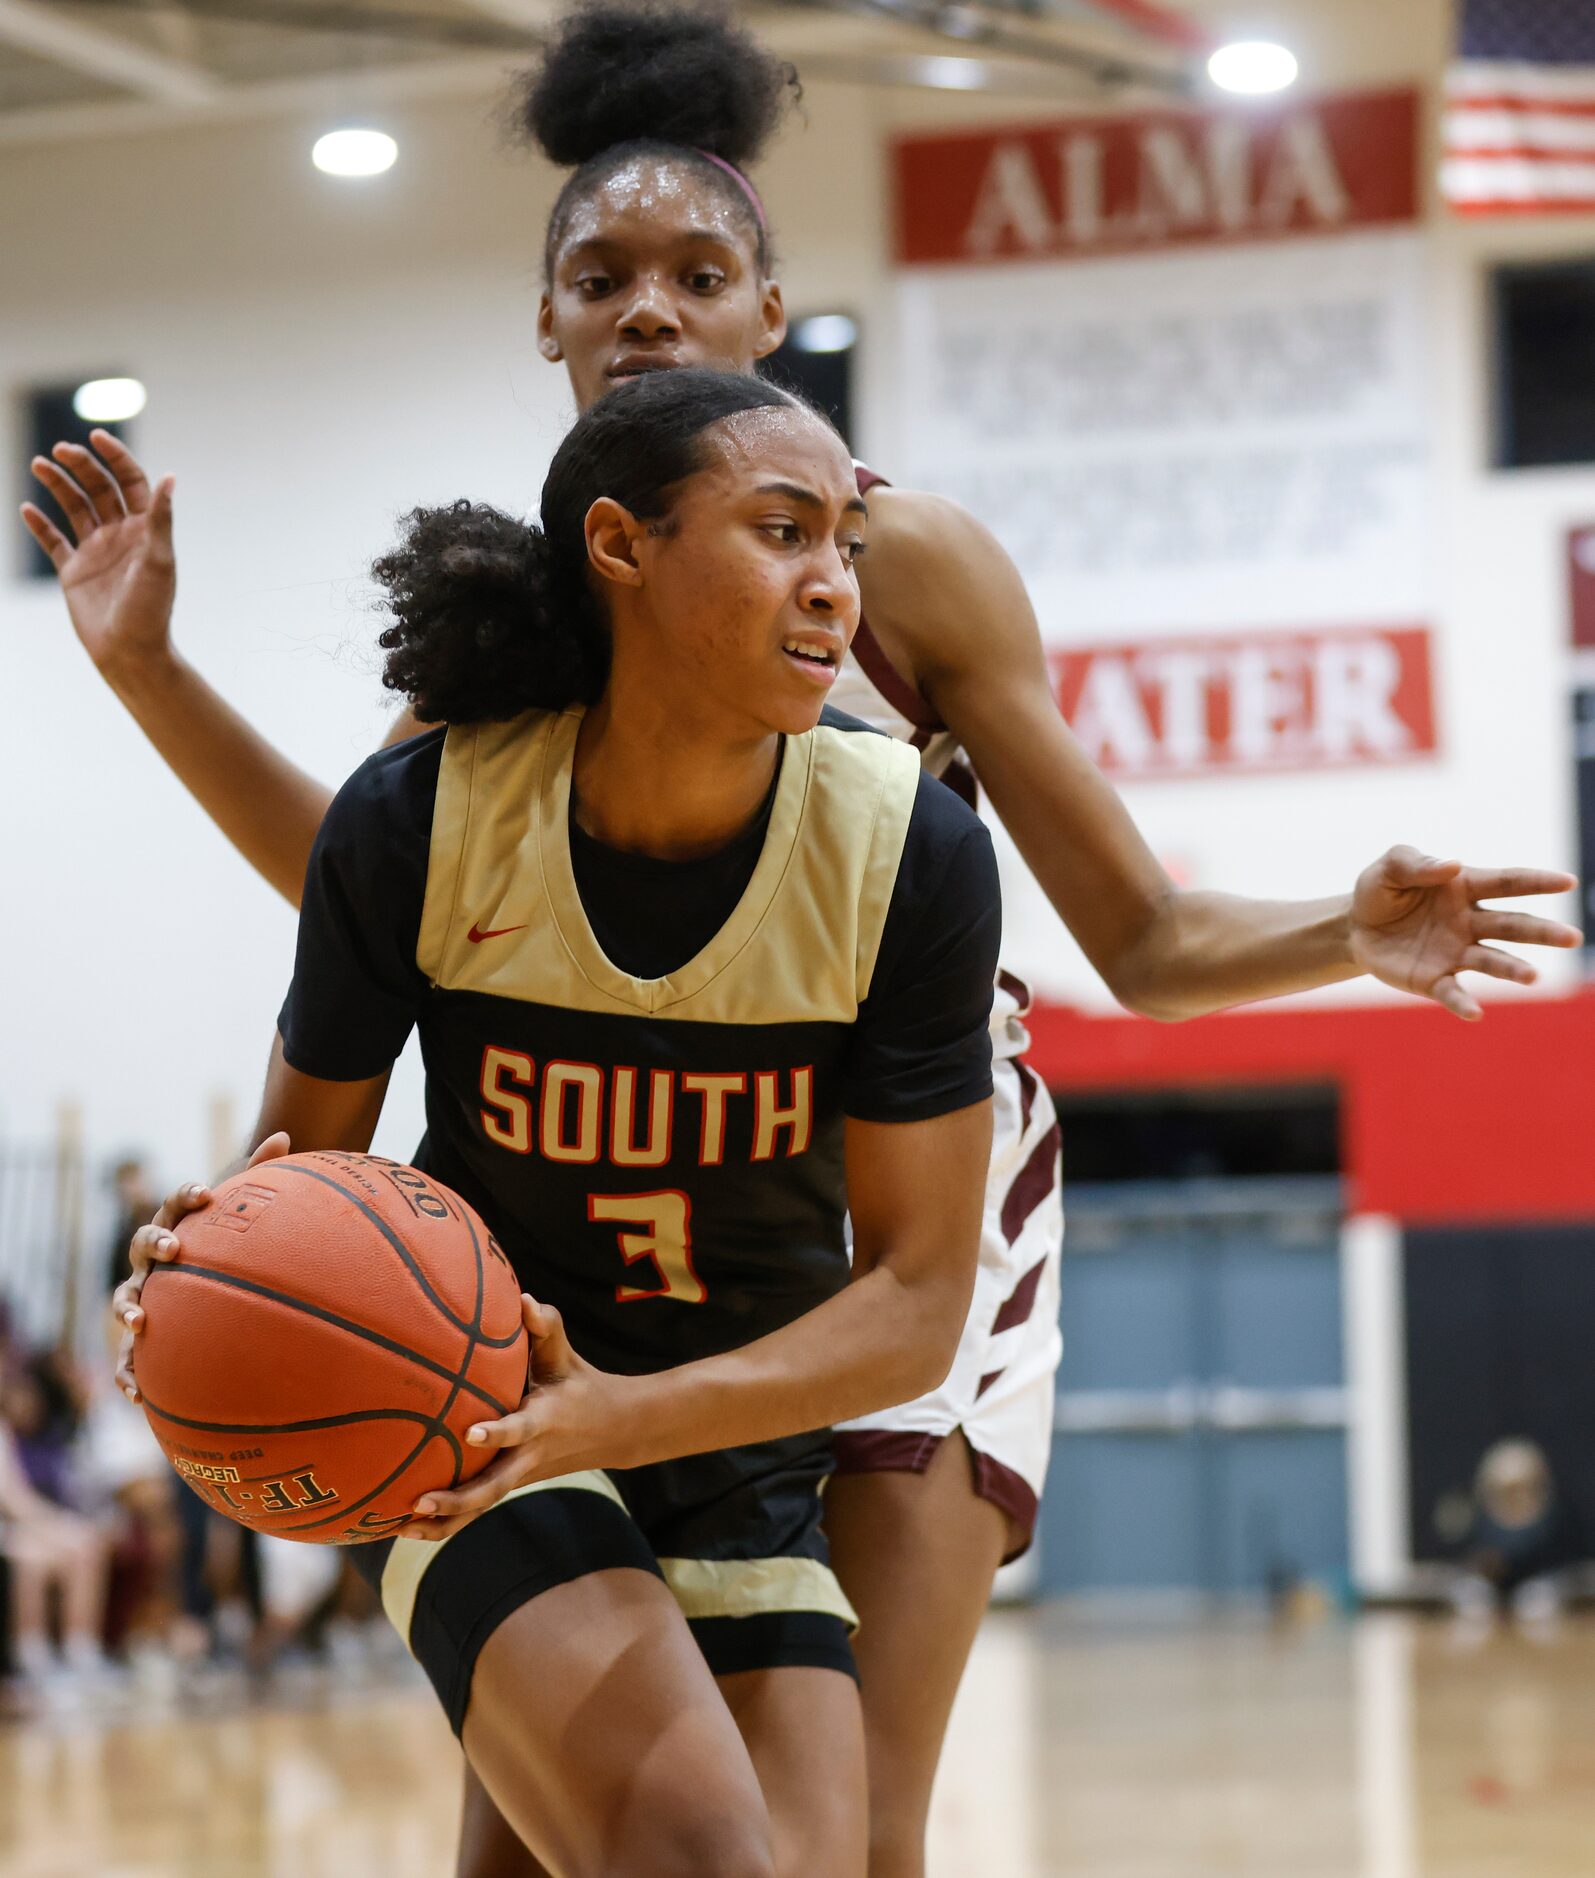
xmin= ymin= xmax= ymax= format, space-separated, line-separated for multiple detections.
xmin=135 ymin=1151 xmax=529 ymax=1544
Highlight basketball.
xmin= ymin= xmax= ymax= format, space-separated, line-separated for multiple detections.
xmin=133 ymin=1151 xmax=529 ymax=1544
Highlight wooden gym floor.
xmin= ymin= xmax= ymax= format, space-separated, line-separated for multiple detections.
xmin=2 ymin=1609 xmax=1592 ymax=1877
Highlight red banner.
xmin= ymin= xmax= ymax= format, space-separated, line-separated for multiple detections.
xmin=1051 ymin=625 xmax=1437 ymax=780
xmin=894 ymin=87 xmax=1419 ymax=267
xmin=1569 ymin=525 xmax=1595 ymax=649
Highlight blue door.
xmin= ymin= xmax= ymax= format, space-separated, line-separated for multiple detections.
xmin=1038 ymin=1178 xmax=1349 ymax=1598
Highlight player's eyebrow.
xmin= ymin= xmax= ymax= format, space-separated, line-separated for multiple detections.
xmin=564 ymin=229 xmax=739 ymax=259
xmin=755 ymin=481 xmax=869 ymax=519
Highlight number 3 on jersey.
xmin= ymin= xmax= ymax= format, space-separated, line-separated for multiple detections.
xmin=588 ymin=1191 xmax=706 ymax=1305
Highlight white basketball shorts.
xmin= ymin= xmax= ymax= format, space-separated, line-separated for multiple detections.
xmin=833 ymin=1055 xmax=1063 ymax=1561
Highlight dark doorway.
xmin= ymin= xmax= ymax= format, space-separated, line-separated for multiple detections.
xmin=1052 ymin=1083 xmax=1341 ymax=1184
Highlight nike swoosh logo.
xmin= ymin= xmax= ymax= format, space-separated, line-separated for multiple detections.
xmin=467 ymin=921 xmax=528 ymax=944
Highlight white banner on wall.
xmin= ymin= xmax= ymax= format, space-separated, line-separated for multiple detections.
xmin=895 ymin=225 xmax=1434 ymax=646
xmin=890 ymin=95 xmax=1438 ymax=1005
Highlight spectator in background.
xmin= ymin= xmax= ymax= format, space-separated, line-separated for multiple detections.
xmin=1454 ymin=1440 xmax=1591 ymax=1621
xmin=80 ymin=1311 xmax=208 ymax=1686
xmin=100 ymin=1160 xmax=228 ymax=1672
xmin=2 ymin=1347 xmax=88 ymax=1508
xmin=0 ymin=1416 xmax=109 ymax=1692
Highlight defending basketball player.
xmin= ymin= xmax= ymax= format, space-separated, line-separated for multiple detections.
xmin=20 ymin=10 xmax=1583 ymax=1876
xmin=105 ymin=368 xmax=1000 ymax=1876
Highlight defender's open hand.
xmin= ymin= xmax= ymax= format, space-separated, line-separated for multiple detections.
xmin=1349 ymin=846 xmax=1581 ymax=1022
xmin=20 ymin=430 xmax=177 ymax=679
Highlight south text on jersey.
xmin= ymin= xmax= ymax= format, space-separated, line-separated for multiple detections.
xmin=478 ymin=1050 xmax=814 ymax=1169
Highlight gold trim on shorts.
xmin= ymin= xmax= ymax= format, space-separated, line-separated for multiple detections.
xmin=658 ymin=1555 xmax=858 ymax=1631
xmin=379 ymin=1469 xmax=623 ymax=1644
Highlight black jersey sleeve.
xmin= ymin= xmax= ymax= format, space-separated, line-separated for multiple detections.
xmin=276 ymin=729 xmax=443 ymax=1082
xmin=841 ymin=773 xmax=1001 ymax=1124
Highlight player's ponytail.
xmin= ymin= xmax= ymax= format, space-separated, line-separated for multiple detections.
xmin=373 ymin=502 xmax=599 ymax=724
xmin=375 ymin=367 xmax=808 ymax=724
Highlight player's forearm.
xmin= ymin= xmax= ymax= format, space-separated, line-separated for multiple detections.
xmin=104 ymin=647 xmax=333 ymax=906
xmin=1110 ymin=889 xmax=1358 ymax=1021
xmin=614 ymin=1264 xmax=966 ymax=1467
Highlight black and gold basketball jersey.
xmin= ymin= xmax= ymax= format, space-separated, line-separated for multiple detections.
xmin=277 ymin=705 xmax=1000 ymax=1391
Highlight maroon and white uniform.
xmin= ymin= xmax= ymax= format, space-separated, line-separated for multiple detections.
xmin=831 ymin=467 xmax=1063 ymax=1559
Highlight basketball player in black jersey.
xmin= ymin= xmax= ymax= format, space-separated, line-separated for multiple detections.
xmin=110 ymin=369 xmax=999 ymax=1876
xmin=26 ymin=11 xmax=1582 ymax=1876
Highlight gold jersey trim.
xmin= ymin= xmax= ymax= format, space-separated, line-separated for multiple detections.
xmin=379 ymin=1469 xmax=624 ymax=1645
xmin=416 ymin=707 xmax=921 ymax=1026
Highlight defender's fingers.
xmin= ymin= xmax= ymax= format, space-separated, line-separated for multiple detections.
xmin=19 ymin=504 xmax=72 ymax=571
xmin=1472 ymin=909 xmax=1582 ymax=949
xmin=115 ymin=1334 xmax=139 ymax=1399
xmin=1461 ymin=944 xmax=1537 ymax=985
xmin=148 ymin=475 xmax=175 ymax=553
xmin=1462 ymin=867 xmax=1579 ymax=901
xmin=1429 ymin=974 xmax=1482 ymax=1022
xmin=29 ymin=458 xmax=96 ymax=543
xmin=1382 ymin=847 xmax=1460 ymax=887
xmin=89 ymin=429 xmax=153 ymax=515
xmin=52 ymin=441 xmax=126 ymax=526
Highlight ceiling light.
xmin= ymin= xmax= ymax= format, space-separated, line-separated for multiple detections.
xmin=73 ymin=378 xmax=146 ymax=423
xmin=792 ymin=315 xmax=858 ymax=354
xmin=312 ymin=128 xmax=398 ymax=178
xmin=915 ymin=56 xmax=988 ymax=91
xmin=1207 ymin=40 xmax=1298 ymax=95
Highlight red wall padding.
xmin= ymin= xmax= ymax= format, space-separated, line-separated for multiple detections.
xmin=1026 ymin=988 xmax=1595 ymax=1224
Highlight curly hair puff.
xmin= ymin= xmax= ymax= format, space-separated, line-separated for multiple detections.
xmin=374 ymin=501 xmax=603 ymax=724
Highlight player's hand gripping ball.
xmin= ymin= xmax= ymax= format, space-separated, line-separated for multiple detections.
xmin=134 ymin=1152 xmax=529 ymax=1544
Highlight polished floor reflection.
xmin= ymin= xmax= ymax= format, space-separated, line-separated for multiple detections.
xmin=3 ymin=1611 xmax=1593 ymax=1876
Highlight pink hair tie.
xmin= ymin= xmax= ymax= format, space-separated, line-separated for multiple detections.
xmin=694 ymin=148 xmax=767 ymax=233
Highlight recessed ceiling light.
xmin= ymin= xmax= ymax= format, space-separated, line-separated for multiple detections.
xmin=73 ymin=377 xmax=147 ymax=423
xmin=1207 ymin=40 xmax=1299 ymax=95
xmin=312 ymin=128 xmax=398 ymax=178
xmin=793 ymin=314 xmax=859 ymax=354
xmin=915 ymin=56 xmax=988 ymax=91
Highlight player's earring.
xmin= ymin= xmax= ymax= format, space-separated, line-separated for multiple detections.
xmin=538 ymin=333 xmax=563 ymax=361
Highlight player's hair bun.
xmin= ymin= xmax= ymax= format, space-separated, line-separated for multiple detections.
xmin=518 ymin=2 xmax=797 ymax=170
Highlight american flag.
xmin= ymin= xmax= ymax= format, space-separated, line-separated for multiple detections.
xmin=1443 ymin=0 xmax=1595 ymax=214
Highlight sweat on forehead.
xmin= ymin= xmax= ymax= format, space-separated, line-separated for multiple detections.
xmin=546 ymin=143 xmax=768 ymax=276
xmin=708 ymin=404 xmax=834 ymax=457
xmin=688 ymin=405 xmax=854 ymax=496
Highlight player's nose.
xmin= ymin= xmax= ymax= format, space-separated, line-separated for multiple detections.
xmin=618 ymin=278 xmax=682 ymax=341
xmin=798 ymin=548 xmax=858 ymax=627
